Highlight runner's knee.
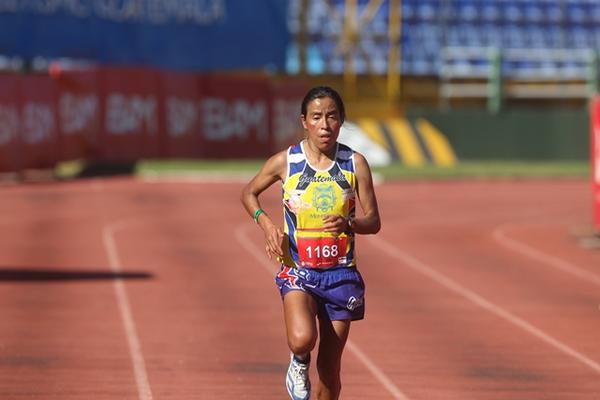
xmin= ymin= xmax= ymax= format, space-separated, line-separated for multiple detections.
xmin=287 ymin=328 xmax=317 ymax=354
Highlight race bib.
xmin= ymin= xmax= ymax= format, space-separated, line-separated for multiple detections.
xmin=297 ymin=236 xmax=348 ymax=268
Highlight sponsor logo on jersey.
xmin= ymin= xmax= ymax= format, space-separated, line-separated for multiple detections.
xmin=313 ymin=185 xmax=336 ymax=213
xmin=299 ymin=172 xmax=346 ymax=184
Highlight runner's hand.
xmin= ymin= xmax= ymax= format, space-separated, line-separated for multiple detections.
xmin=322 ymin=215 xmax=348 ymax=236
xmin=264 ymin=224 xmax=284 ymax=260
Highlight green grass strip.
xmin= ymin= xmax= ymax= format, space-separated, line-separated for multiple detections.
xmin=135 ymin=159 xmax=591 ymax=180
xmin=54 ymin=159 xmax=591 ymax=180
xmin=372 ymin=160 xmax=590 ymax=179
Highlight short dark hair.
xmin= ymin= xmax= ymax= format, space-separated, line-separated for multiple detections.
xmin=300 ymin=86 xmax=346 ymax=123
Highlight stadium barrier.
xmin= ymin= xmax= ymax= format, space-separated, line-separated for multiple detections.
xmin=407 ymin=107 xmax=589 ymax=160
xmin=0 ymin=75 xmax=21 ymax=172
xmin=591 ymin=96 xmax=600 ymax=231
xmin=0 ymin=68 xmax=307 ymax=173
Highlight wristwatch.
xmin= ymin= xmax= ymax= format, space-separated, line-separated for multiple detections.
xmin=347 ymin=217 xmax=355 ymax=233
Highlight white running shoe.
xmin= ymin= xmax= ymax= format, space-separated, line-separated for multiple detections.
xmin=286 ymin=353 xmax=311 ymax=400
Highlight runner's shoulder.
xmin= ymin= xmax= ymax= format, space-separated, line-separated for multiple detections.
xmin=261 ymin=149 xmax=288 ymax=180
xmin=352 ymin=151 xmax=371 ymax=171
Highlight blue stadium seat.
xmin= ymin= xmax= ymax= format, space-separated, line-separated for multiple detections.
xmin=329 ymin=57 xmax=344 ymax=74
xmin=545 ymin=26 xmax=565 ymax=48
xmin=455 ymin=0 xmax=479 ymax=22
xmin=417 ymin=1 xmax=437 ymax=21
xmin=461 ymin=24 xmax=483 ymax=47
xmin=286 ymin=42 xmax=300 ymax=74
xmin=591 ymin=2 xmax=600 ymax=24
xmin=502 ymin=1 xmax=523 ymax=23
xmin=568 ymin=26 xmax=592 ymax=49
xmin=523 ymin=3 xmax=544 ymax=23
xmin=593 ymin=26 xmax=600 ymax=52
xmin=526 ymin=26 xmax=546 ymax=48
xmin=480 ymin=2 xmax=500 ymax=22
xmin=544 ymin=2 xmax=563 ymax=24
xmin=566 ymin=1 xmax=587 ymax=24
xmin=446 ymin=25 xmax=462 ymax=47
xmin=353 ymin=56 xmax=367 ymax=74
xmin=288 ymin=0 xmax=300 ymax=34
xmin=480 ymin=24 xmax=502 ymax=47
xmin=306 ymin=3 xmax=327 ymax=35
xmin=503 ymin=25 xmax=526 ymax=48
xmin=401 ymin=1 xmax=415 ymax=21
xmin=370 ymin=43 xmax=388 ymax=75
xmin=306 ymin=43 xmax=325 ymax=74
xmin=365 ymin=17 xmax=388 ymax=37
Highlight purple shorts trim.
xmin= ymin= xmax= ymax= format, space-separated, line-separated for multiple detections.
xmin=275 ymin=265 xmax=365 ymax=321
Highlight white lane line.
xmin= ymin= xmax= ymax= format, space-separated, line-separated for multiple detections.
xmin=102 ymin=221 xmax=154 ymax=400
xmin=344 ymin=340 xmax=411 ymax=400
xmin=493 ymin=222 xmax=600 ymax=288
xmin=369 ymin=236 xmax=600 ymax=374
xmin=234 ymin=224 xmax=410 ymax=400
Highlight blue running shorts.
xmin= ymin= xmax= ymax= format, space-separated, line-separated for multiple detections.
xmin=275 ymin=265 xmax=365 ymax=321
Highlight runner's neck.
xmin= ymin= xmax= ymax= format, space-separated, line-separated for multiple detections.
xmin=303 ymin=140 xmax=337 ymax=171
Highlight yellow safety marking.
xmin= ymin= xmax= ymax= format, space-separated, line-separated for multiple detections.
xmin=356 ymin=118 xmax=389 ymax=151
xmin=386 ymin=118 xmax=426 ymax=167
xmin=416 ymin=118 xmax=458 ymax=167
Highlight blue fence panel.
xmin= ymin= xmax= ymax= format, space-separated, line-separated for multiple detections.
xmin=0 ymin=0 xmax=290 ymax=71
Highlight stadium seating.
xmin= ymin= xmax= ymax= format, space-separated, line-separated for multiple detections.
xmin=287 ymin=0 xmax=600 ymax=79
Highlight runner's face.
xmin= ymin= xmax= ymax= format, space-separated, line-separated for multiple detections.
xmin=301 ymin=97 xmax=341 ymax=153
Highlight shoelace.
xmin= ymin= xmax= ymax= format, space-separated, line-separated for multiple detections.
xmin=291 ymin=361 xmax=309 ymax=387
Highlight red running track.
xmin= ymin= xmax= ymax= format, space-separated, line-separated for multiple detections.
xmin=0 ymin=177 xmax=599 ymax=399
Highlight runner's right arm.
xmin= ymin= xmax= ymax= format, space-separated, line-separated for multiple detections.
xmin=241 ymin=150 xmax=287 ymax=260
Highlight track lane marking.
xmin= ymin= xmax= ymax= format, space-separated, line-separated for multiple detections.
xmin=234 ymin=224 xmax=410 ymax=400
xmin=368 ymin=235 xmax=600 ymax=374
xmin=94 ymin=181 xmax=153 ymax=400
xmin=493 ymin=222 xmax=600 ymax=288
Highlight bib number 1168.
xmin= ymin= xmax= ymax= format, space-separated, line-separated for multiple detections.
xmin=298 ymin=236 xmax=348 ymax=268
xmin=306 ymin=244 xmax=338 ymax=259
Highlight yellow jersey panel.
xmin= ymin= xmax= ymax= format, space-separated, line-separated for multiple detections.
xmin=281 ymin=141 xmax=357 ymax=268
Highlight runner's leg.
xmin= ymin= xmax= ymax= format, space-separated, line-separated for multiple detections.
xmin=283 ymin=290 xmax=319 ymax=358
xmin=315 ymin=318 xmax=351 ymax=400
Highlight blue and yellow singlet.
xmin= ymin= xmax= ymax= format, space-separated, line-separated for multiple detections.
xmin=281 ymin=141 xmax=357 ymax=269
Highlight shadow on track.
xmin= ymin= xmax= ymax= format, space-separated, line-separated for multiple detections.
xmin=0 ymin=267 xmax=153 ymax=282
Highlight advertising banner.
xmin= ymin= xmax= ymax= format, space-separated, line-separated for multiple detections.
xmin=99 ymin=67 xmax=162 ymax=162
xmin=592 ymin=96 xmax=600 ymax=231
xmin=0 ymin=66 xmax=312 ymax=171
xmin=201 ymin=75 xmax=270 ymax=158
xmin=269 ymin=80 xmax=308 ymax=153
xmin=0 ymin=75 xmax=21 ymax=172
xmin=19 ymin=75 xmax=58 ymax=169
xmin=0 ymin=1 xmax=289 ymax=72
xmin=161 ymin=72 xmax=203 ymax=158
xmin=56 ymin=69 xmax=100 ymax=161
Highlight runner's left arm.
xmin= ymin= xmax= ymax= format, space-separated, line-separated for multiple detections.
xmin=321 ymin=152 xmax=381 ymax=235
xmin=350 ymin=152 xmax=381 ymax=235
